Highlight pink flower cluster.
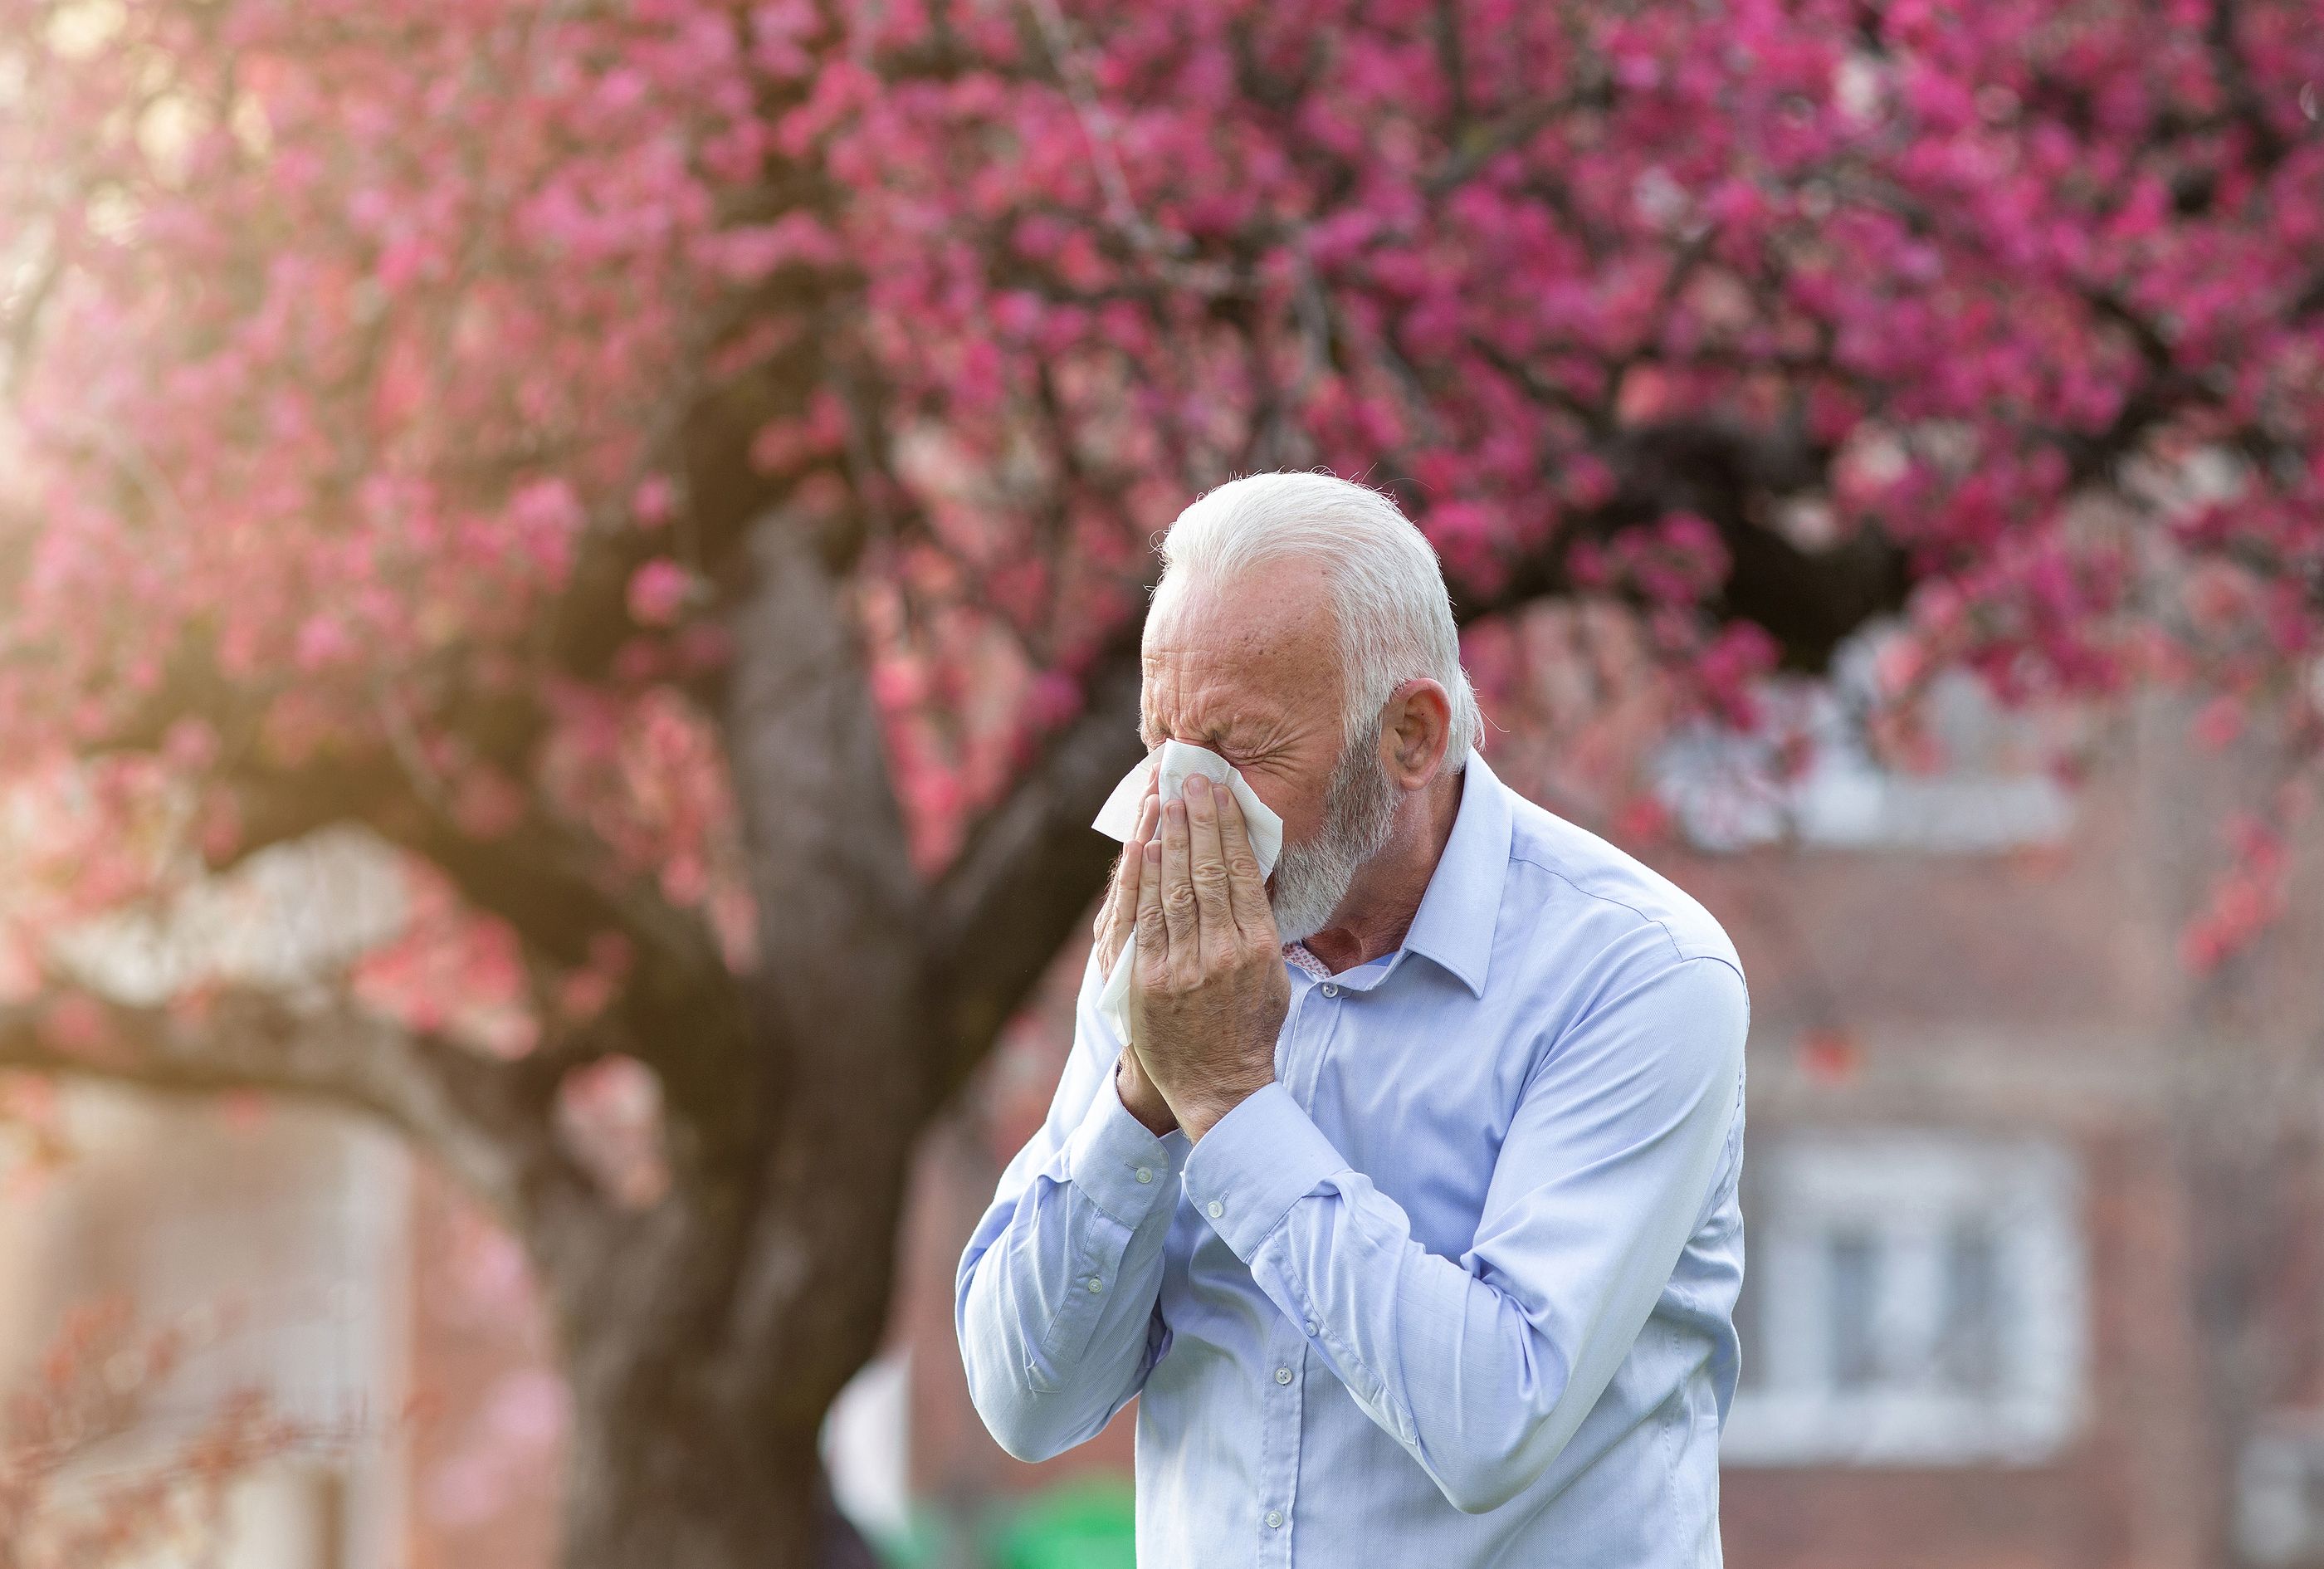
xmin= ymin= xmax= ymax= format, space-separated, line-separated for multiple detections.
xmin=0 ymin=0 xmax=2317 ymax=981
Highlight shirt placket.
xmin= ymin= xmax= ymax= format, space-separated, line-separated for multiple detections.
xmin=1254 ymin=1312 xmax=1306 ymax=1561
xmin=1253 ymin=967 xmax=1330 ymax=1562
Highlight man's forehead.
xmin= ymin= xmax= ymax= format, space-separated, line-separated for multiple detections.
xmin=1137 ymin=647 xmax=1285 ymax=738
xmin=1144 ymin=566 xmax=1335 ymax=657
xmin=1139 ymin=570 xmax=1335 ymax=740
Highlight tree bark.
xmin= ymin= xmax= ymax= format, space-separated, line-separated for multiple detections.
xmin=524 ymin=505 xmax=943 ymax=1569
xmin=535 ymin=1035 xmax=920 ymax=1569
xmin=552 ymin=1233 xmax=888 ymax=1569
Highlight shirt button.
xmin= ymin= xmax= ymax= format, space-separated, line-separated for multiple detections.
xmin=1206 ymin=1200 xmax=1224 ymax=1219
xmin=1135 ymin=1166 xmax=1154 ymax=1185
xmin=1086 ymin=1276 xmax=1103 ymax=1293
xmin=1274 ymin=1366 xmax=1293 ymax=1385
xmin=1321 ymin=983 xmax=1339 ymax=998
xmin=1265 ymin=1509 xmax=1285 ymax=1529
xmin=1305 ymin=1319 xmax=1320 ymax=1335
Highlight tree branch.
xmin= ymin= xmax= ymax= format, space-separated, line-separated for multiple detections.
xmin=922 ymin=638 xmax=1146 ymax=1101
xmin=0 ymin=986 xmax=575 ymax=1224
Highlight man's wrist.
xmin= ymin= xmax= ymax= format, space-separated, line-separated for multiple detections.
xmin=1175 ymin=1068 xmax=1276 ymax=1143
xmin=1115 ymin=1051 xmax=1179 ymax=1136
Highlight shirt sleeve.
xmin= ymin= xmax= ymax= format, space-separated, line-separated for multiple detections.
xmin=955 ymin=946 xmax=1186 ymax=1463
xmin=1179 ymin=951 xmax=1748 ymax=1514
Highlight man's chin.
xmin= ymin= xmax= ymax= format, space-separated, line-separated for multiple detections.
xmin=1269 ymin=859 xmax=1361 ymax=947
xmin=1267 ymin=899 xmax=1309 ymax=946
xmin=1269 ymin=897 xmax=1334 ymax=947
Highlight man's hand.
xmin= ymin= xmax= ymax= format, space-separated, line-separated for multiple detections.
xmin=1094 ymin=780 xmax=1177 ymax=1134
xmin=1093 ymin=775 xmax=1157 ymax=982
xmin=1130 ymin=772 xmax=1289 ymax=1141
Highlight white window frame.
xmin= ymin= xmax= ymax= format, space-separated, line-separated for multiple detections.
xmin=1723 ymin=1131 xmax=2087 ymax=1467
xmin=1652 ymin=626 xmax=2075 ymax=857
xmin=2237 ymin=1412 xmax=2324 ymax=1565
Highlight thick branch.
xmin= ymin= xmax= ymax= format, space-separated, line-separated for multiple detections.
xmin=923 ymin=642 xmax=1146 ymax=1101
xmin=207 ymin=751 xmax=745 ymax=1114
xmin=0 ymin=987 xmax=571 ymax=1223
xmin=708 ymin=506 xmax=931 ymax=1408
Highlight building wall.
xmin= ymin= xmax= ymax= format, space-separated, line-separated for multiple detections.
xmin=0 ymin=1088 xmax=412 ymax=1569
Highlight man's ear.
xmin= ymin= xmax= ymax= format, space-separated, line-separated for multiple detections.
xmin=1378 ymin=678 xmax=1454 ymax=790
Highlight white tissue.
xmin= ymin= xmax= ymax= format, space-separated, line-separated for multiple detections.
xmin=1091 ymin=741 xmax=1285 ymax=1042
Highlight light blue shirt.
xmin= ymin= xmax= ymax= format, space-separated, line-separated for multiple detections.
xmin=956 ymin=749 xmax=1749 ymax=1567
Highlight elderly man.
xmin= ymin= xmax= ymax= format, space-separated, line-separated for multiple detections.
xmin=955 ymin=472 xmax=1748 ymax=1567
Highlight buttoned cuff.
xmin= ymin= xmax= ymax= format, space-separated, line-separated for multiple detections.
xmin=1181 ymin=1083 xmax=1350 ymax=1262
xmin=1064 ymin=1060 xmax=1182 ymax=1229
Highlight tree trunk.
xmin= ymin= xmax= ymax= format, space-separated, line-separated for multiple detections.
xmin=558 ymin=1410 xmax=880 ymax=1569
xmin=556 ymin=1379 xmax=880 ymax=1569
xmin=541 ymin=1083 xmax=919 ymax=1569
xmin=530 ymin=503 xmax=937 ymax=1569
xmin=557 ymin=1364 xmax=830 ymax=1569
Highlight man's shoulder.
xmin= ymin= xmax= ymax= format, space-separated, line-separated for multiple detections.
xmin=1496 ymin=785 xmax=1743 ymax=981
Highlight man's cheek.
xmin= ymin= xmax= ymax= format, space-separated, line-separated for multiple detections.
xmin=1251 ymin=786 xmax=1319 ymax=848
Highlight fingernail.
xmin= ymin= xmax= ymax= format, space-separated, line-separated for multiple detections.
xmin=1186 ymin=774 xmax=1209 ymax=798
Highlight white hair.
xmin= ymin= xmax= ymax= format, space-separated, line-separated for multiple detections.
xmin=1155 ymin=472 xmax=1483 ymax=770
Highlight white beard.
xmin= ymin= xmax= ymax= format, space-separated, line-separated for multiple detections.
xmin=1269 ymin=728 xmax=1401 ymax=944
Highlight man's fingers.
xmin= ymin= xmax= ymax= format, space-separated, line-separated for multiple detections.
xmin=1128 ymin=794 xmax=1160 ymax=937
xmin=1122 ymin=794 xmax=1159 ymax=893
xmin=1184 ymin=775 xmax=1238 ymax=965
xmin=1105 ymin=804 xmax=1142 ymax=917
xmin=1158 ymin=794 xmax=1197 ymax=966
xmin=1134 ymin=828 xmax=1167 ymax=992
xmin=1097 ymin=794 xmax=1159 ymax=977
xmin=1213 ymin=784 xmax=1277 ymax=945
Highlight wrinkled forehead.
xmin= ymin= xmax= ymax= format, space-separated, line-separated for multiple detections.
xmin=1139 ymin=569 xmax=1340 ymax=744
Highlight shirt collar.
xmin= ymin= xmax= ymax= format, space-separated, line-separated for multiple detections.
xmin=1397 ymin=747 xmax=1511 ymax=998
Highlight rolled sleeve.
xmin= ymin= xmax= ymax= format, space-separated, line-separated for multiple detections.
xmin=1182 ymin=1083 xmax=1350 ymax=1261
xmin=1064 ymin=1066 xmax=1184 ymax=1229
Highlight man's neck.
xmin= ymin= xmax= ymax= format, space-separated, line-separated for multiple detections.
xmin=1298 ymin=769 xmax=1466 ymax=975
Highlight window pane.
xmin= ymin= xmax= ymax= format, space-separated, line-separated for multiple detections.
xmin=1723 ymin=1132 xmax=2083 ymax=1467
xmin=1937 ymin=1223 xmax=2001 ymax=1395
xmin=1828 ymin=1231 xmax=1882 ymax=1391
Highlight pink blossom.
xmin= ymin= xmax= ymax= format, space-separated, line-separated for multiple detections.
xmin=0 ymin=0 xmax=2312 ymax=1056
xmin=625 ymin=559 xmax=693 ymax=626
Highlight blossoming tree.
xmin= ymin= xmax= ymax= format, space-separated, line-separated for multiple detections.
xmin=0 ymin=1304 xmax=291 ymax=1568
xmin=0 ymin=0 xmax=2317 ymax=1562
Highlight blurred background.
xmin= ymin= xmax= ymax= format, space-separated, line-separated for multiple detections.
xmin=0 ymin=0 xmax=2319 ymax=1566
